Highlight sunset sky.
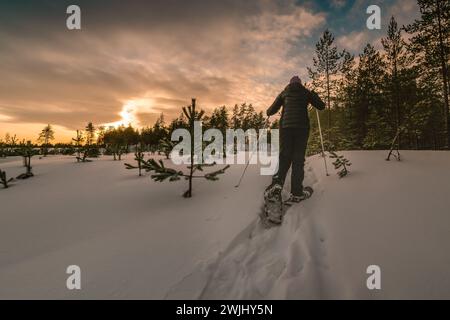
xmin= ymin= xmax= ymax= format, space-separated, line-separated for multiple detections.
xmin=0 ymin=0 xmax=419 ymax=142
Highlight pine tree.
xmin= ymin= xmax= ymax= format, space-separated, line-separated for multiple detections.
xmin=125 ymin=144 xmax=145 ymax=176
xmin=127 ymin=99 xmax=230 ymax=198
xmin=37 ymin=124 xmax=55 ymax=157
xmin=355 ymin=44 xmax=386 ymax=148
xmin=103 ymin=126 xmax=126 ymax=160
xmin=299 ymin=4 xmax=449 ymax=152
xmin=71 ymin=128 xmax=92 ymax=163
xmin=207 ymin=106 xmax=229 ymax=135
xmin=123 ymin=125 xmax=140 ymax=154
xmin=150 ymin=114 xmax=169 ymax=151
xmin=84 ymin=122 xmax=100 ymax=158
xmin=329 ymin=151 xmax=352 ymax=178
xmin=308 ymin=29 xmax=343 ymax=141
xmin=111 ymin=143 xmax=125 ymax=160
xmin=328 ymin=50 xmax=358 ymax=150
xmin=239 ymin=103 xmax=256 ymax=131
xmin=382 ymin=17 xmax=406 ymax=150
xmin=85 ymin=122 xmax=95 ymax=147
xmin=412 ymin=71 xmax=445 ymax=149
xmin=406 ymin=0 xmax=450 ymax=148
xmin=230 ymin=103 xmax=256 ymax=131
xmin=168 ymin=113 xmax=189 ymax=133
xmin=72 ymin=130 xmax=84 ymax=162
xmin=231 ymin=104 xmax=240 ymax=129
xmin=16 ymin=141 xmax=37 ymax=179
xmin=96 ymin=125 xmax=106 ymax=146
xmin=184 ymin=98 xmax=204 ymax=198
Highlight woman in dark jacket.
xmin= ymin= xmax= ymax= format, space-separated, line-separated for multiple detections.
xmin=266 ymin=76 xmax=325 ymax=201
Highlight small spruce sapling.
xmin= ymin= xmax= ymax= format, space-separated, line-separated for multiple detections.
xmin=76 ymin=147 xmax=93 ymax=163
xmin=126 ymin=99 xmax=230 ymax=198
xmin=0 ymin=169 xmax=13 ymax=188
xmin=16 ymin=141 xmax=37 ymax=179
xmin=72 ymin=130 xmax=84 ymax=162
xmin=329 ymin=151 xmax=351 ymax=178
xmin=130 ymin=158 xmax=229 ymax=197
xmin=76 ymin=122 xmax=98 ymax=162
xmin=125 ymin=144 xmax=145 ymax=176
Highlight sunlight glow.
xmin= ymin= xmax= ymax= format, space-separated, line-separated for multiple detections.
xmin=0 ymin=113 xmax=12 ymax=121
xmin=103 ymin=99 xmax=152 ymax=128
xmin=118 ymin=103 xmax=135 ymax=126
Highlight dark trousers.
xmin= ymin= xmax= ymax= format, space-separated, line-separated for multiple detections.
xmin=275 ymin=127 xmax=309 ymax=196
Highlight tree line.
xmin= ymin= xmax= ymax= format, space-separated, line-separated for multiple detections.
xmin=307 ymin=0 xmax=449 ymax=153
xmin=1 ymin=0 xmax=448 ymax=158
xmin=0 ymin=103 xmax=268 ymax=159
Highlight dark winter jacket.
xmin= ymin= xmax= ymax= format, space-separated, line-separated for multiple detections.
xmin=266 ymin=83 xmax=325 ymax=129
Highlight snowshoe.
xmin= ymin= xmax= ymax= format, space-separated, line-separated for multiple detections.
xmin=261 ymin=184 xmax=284 ymax=227
xmin=284 ymin=186 xmax=314 ymax=206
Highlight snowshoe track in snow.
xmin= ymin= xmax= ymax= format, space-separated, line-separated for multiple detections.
xmin=167 ymin=162 xmax=331 ymax=299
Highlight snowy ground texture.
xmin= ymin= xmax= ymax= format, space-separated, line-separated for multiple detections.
xmin=1 ymin=151 xmax=450 ymax=299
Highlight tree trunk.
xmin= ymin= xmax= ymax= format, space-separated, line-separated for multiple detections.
xmin=326 ymin=64 xmax=331 ymax=139
xmin=436 ymin=0 xmax=450 ymax=149
xmin=394 ymin=60 xmax=401 ymax=150
xmin=186 ymin=98 xmax=196 ymax=198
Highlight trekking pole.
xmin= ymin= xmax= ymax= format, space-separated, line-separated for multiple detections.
xmin=235 ymin=118 xmax=270 ymax=188
xmin=316 ymin=109 xmax=329 ymax=176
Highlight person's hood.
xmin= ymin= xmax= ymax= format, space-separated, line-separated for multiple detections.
xmin=285 ymin=82 xmax=304 ymax=91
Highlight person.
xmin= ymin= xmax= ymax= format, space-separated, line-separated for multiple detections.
xmin=266 ymin=76 xmax=325 ymax=202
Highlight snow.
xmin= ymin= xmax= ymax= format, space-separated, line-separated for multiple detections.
xmin=1 ymin=151 xmax=450 ymax=299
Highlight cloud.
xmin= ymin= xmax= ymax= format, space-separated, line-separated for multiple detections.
xmin=388 ymin=0 xmax=420 ymax=27
xmin=0 ymin=0 xmax=421 ymax=142
xmin=335 ymin=0 xmax=419 ymax=54
xmin=330 ymin=0 xmax=347 ymax=9
xmin=337 ymin=31 xmax=370 ymax=52
xmin=0 ymin=0 xmax=326 ymax=140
